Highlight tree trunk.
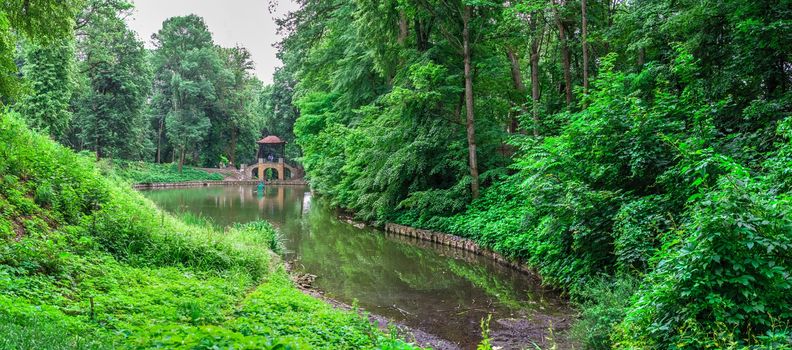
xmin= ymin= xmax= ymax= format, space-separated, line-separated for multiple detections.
xmin=178 ymin=148 xmax=185 ymax=173
xmin=638 ymin=47 xmax=645 ymax=66
xmin=582 ymin=0 xmax=589 ymax=95
xmin=555 ymin=1 xmax=572 ymax=106
xmin=229 ymin=127 xmax=237 ymax=165
xmin=95 ymin=136 xmax=100 ymax=161
xmin=415 ymin=18 xmax=430 ymax=52
xmin=530 ymin=12 xmax=541 ymax=137
xmin=398 ymin=11 xmax=408 ymax=45
xmin=462 ymin=5 xmax=480 ymax=199
xmin=454 ymin=90 xmax=464 ymax=122
xmin=156 ymin=116 xmax=164 ymax=163
xmin=506 ymin=48 xmax=526 ymax=133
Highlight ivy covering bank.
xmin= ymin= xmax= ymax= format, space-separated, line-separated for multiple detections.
xmin=0 ymin=114 xmax=418 ymax=349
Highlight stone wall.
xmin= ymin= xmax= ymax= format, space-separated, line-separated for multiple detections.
xmin=383 ymin=223 xmax=537 ymax=276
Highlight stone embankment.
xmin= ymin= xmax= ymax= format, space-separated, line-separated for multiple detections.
xmin=383 ymin=223 xmax=537 ymax=276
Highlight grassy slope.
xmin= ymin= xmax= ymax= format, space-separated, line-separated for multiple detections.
xmin=0 ymin=113 xmax=416 ymax=349
xmin=111 ymin=160 xmax=224 ymax=184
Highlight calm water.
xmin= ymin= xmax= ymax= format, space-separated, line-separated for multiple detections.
xmin=142 ymin=185 xmax=567 ymax=348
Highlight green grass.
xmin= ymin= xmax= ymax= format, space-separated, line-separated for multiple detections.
xmin=0 ymin=112 xmax=420 ymax=349
xmin=109 ymin=159 xmax=224 ymax=184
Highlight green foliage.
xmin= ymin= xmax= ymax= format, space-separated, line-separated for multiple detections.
xmin=71 ymin=3 xmax=152 ymax=159
xmin=4 ymin=0 xmax=790 ymax=347
xmin=259 ymin=67 xmax=301 ymax=159
xmin=0 ymin=112 xmax=421 ymax=349
xmin=611 ymin=196 xmax=670 ymax=273
xmin=110 ymin=160 xmax=223 ymax=183
xmin=150 ymin=15 xmax=265 ymax=168
xmin=477 ymin=315 xmax=493 ymax=350
xmin=0 ymin=303 xmax=115 ymax=350
xmin=0 ymin=0 xmax=81 ymax=100
xmin=279 ymin=0 xmax=792 ymax=347
xmin=570 ymin=276 xmax=640 ymax=350
xmin=17 ymin=39 xmax=76 ymax=139
xmin=616 ymin=155 xmax=792 ymax=348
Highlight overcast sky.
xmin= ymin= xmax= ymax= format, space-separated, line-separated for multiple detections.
xmin=126 ymin=0 xmax=300 ymax=84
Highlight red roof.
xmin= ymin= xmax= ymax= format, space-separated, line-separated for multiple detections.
xmin=256 ymin=135 xmax=286 ymax=144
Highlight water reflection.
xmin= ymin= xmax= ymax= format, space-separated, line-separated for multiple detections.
xmin=143 ymin=185 xmax=566 ymax=348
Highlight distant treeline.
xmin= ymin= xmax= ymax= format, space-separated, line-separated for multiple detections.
xmin=2 ymin=0 xmax=297 ymax=169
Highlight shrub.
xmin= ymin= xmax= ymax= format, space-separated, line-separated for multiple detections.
xmin=570 ymin=276 xmax=639 ymax=350
xmin=616 ymin=156 xmax=792 ymax=348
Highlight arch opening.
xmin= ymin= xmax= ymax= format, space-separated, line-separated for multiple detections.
xmin=264 ymin=168 xmax=279 ymax=181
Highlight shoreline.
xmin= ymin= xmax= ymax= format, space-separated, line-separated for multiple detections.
xmin=383 ymin=223 xmax=541 ymax=279
xmin=132 ymin=179 xmax=308 ymax=189
xmin=284 ymin=261 xmax=462 ymax=350
xmin=135 ymin=181 xmax=544 ymax=280
xmin=136 ymin=182 xmax=575 ymax=348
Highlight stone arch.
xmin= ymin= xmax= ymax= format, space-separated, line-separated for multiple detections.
xmin=263 ymin=168 xmax=279 ymax=180
xmin=252 ymin=166 xmax=280 ymax=180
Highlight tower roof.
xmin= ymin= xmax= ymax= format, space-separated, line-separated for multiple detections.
xmin=256 ymin=135 xmax=286 ymax=144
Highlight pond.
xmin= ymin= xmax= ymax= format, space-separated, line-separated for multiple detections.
xmin=142 ymin=185 xmax=570 ymax=349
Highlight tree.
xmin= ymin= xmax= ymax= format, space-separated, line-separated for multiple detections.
xmin=72 ymin=0 xmax=152 ymax=159
xmin=553 ymin=0 xmax=572 ymax=106
xmin=0 ymin=0 xmax=80 ymax=100
xmin=581 ymin=0 xmax=589 ymax=94
xmin=17 ymin=39 xmax=75 ymax=139
xmin=462 ymin=5 xmax=480 ymax=199
xmin=259 ymin=66 xmax=300 ymax=159
xmin=150 ymin=15 xmax=220 ymax=171
xmin=204 ymin=45 xmax=261 ymax=166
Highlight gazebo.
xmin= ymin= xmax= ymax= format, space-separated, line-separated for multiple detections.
xmin=252 ymin=135 xmax=302 ymax=181
xmin=256 ymin=135 xmax=286 ymax=162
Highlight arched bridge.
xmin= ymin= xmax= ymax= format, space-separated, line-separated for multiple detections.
xmin=250 ymin=158 xmax=303 ymax=181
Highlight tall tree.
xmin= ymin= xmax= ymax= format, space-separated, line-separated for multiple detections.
xmin=581 ymin=0 xmax=589 ymax=94
xmin=462 ymin=4 xmax=480 ymax=199
xmin=554 ymin=0 xmax=572 ymax=106
xmin=259 ymin=65 xmax=300 ymax=159
xmin=150 ymin=15 xmax=220 ymax=171
xmin=72 ymin=0 xmax=152 ymax=159
xmin=0 ymin=0 xmax=80 ymax=100
xmin=528 ymin=10 xmax=542 ymax=136
xmin=17 ymin=39 xmax=75 ymax=139
xmin=206 ymin=45 xmax=261 ymax=166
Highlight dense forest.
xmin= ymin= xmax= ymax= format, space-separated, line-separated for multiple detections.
xmin=1 ymin=0 xmax=791 ymax=348
xmin=275 ymin=0 xmax=791 ymax=348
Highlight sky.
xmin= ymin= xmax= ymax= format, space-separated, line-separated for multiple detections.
xmin=126 ymin=0 xmax=300 ymax=84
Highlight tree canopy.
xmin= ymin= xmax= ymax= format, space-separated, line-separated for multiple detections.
xmin=269 ymin=0 xmax=792 ymax=348
xmin=2 ymin=0 xmax=791 ymax=348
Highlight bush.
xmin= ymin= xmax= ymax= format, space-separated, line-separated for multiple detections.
xmin=616 ymin=156 xmax=792 ymax=348
xmin=570 ymin=276 xmax=639 ymax=350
